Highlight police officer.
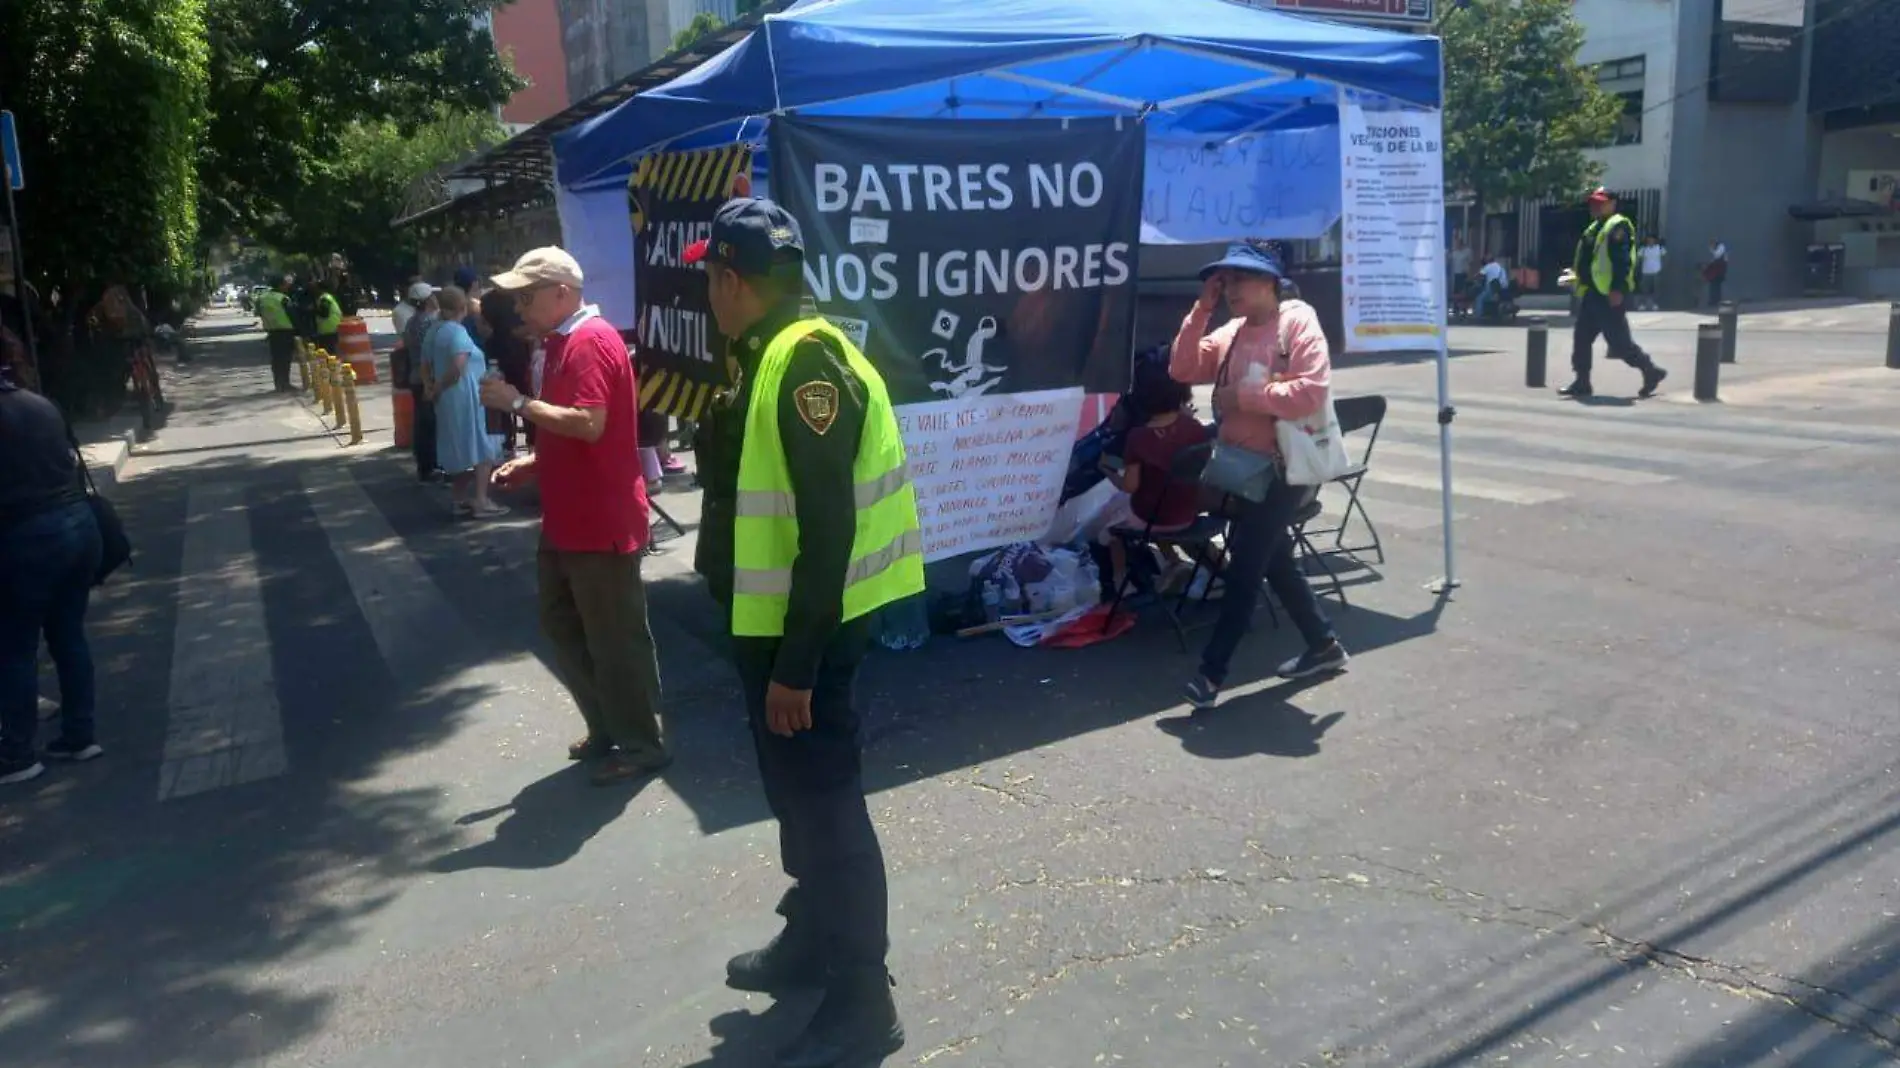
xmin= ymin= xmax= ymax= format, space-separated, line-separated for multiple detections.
xmin=255 ymin=277 xmax=298 ymax=393
xmin=685 ymin=198 xmax=923 ymax=1067
xmin=1562 ymin=187 xmax=1667 ymax=399
xmin=313 ymin=278 xmax=344 ymax=355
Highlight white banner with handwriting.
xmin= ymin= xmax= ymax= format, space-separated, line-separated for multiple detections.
xmin=1141 ymin=129 xmax=1342 ymax=244
xmin=895 ymin=387 xmax=1084 ymax=562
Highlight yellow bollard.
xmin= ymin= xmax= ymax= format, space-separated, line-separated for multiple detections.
xmin=343 ymin=366 xmax=364 ymax=445
xmin=295 ymin=341 xmax=309 ymax=393
xmin=316 ymin=349 xmax=333 ymax=413
xmin=331 ymin=356 xmax=349 ymax=430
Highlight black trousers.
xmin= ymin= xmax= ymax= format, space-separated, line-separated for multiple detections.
xmin=1571 ymin=291 xmax=1657 ymax=382
xmin=734 ymin=617 xmax=889 ymax=975
xmin=409 ymin=383 xmax=438 ymax=478
xmin=266 ymin=330 xmax=296 ymax=391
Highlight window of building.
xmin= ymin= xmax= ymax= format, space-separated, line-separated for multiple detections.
xmin=1596 ymin=56 xmax=1646 ymax=146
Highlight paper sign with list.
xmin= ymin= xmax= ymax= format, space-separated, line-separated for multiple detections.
xmin=895 ymin=387 xmax=1084 ymax=562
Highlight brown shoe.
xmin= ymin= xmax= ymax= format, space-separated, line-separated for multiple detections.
xmin=589 ymin=751 xmax=673 ymax=786
xmin=568 ymin=736 xmax=613 ymax=761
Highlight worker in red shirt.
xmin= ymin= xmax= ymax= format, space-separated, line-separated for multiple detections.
xmin=480 ymin=248 xmax=668 ymax=786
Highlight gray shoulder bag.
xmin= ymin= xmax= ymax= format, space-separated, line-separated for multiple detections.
xmin=1198 ymin=336 xmax=1280 ymax=503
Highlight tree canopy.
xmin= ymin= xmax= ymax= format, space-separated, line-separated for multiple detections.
xmin=1439 ymin=0 xmax=1624 ymax=225
xmin=199 ymin=0 xmax=521 ymax=244
xmin=670 ymin=0 xmax=772 ymax=52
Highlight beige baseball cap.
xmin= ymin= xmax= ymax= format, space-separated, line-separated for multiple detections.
xmin=492 ymin=247 xmax=584 ymax=291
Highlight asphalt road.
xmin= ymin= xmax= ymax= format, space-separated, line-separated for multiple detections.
xmin=3 ymin=304 xmax=1898 ymax=1067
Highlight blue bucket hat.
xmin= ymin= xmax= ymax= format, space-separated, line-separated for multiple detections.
xmin=1198 ymin=242 xmax=1288 ymax=282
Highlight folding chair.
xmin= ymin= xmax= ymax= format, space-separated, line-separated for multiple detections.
xmin=1304 ymin=394 xmax=1387 ymax=565
xmin=1290 ymin=487 xmax=1350 ymax=607
xmin=1103 ymin=441 xmax=1271 ymax=652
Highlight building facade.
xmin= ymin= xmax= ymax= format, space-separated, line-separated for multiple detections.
xmin=493 ymin=0 xmax=570 ymax=131
xmin=558 ymin=0 xmax=739 ymax=101
xmin=1547 ymin=0 xmax=1900 ymax=304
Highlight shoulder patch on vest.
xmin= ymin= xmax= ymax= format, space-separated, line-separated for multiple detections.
xmin=793 ymin=380 xmax=840 ymax=436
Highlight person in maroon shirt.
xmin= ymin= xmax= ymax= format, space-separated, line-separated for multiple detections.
xmin=1097 ymin=367 xmax=1210 ymax=592
xmin=479 ymin=248 xmax=668 ymax=786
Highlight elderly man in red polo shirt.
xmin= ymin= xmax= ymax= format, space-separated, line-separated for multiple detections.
xmin=480 ymin=247 xmax=669 ymax=786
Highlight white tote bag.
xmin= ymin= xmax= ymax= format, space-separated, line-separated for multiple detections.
xmin=1276 ymin=396 xmax=1353 ymax=486
xmin=1268 ymin=317 xmax=1353 ymax=487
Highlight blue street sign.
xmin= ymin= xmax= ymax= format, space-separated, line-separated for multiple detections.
xmin=2 ymin=111 xmax=22 ymax=191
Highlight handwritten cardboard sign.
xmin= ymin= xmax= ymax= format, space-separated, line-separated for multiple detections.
xmin=895 ymin=387 xmax=1084 ymax=561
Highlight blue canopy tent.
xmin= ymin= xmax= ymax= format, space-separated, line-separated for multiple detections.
xmin=552 ymin=0 xmax=1461 ymax=587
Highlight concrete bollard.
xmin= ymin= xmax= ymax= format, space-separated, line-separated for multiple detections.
xmin=1525 ymin=317 xmax=1548 ymax=388
xmin=1718 ymin=301 xmax=1739 ymax=364
xmin=1887 ymin=302 xmax=1900 ymax=371
xmin=344 ymin=366 xmax=364 ymax=445
xmin=1693 ymin=322 xmax=1722 ymax=402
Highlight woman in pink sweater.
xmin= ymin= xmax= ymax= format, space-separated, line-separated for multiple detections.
xmin=1170 ymin=244 xmax=1348 ymax=708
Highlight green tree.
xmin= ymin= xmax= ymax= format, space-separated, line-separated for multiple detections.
xmin=199 ymin=0 xmax=521 ymax=244
xmin=669 ymin=0 xmax=772 ymax=52
xmin=1439 ymin=0 xmax=1623 ymax=243
xmin=256 ymin=108 xmax=503 ymax=295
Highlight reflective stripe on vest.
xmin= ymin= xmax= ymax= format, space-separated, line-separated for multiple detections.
xmin=1588 ymin=213 xmax=1636 ymax=295
xmin=730 ymin=318 xmax=926 ymax=637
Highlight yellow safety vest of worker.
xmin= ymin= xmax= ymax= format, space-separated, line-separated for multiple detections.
xmin=1576 ymin=213 xmax=1638 ymax=295
xmin=257 ymin=289 xmax=293 ymax=332
xmin=315 ymin=292 xmax=342 ymax=334
xmin=731 ymin=317 xmax=925 ymax=637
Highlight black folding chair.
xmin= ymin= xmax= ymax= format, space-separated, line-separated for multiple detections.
xmin=1102 ymin=441 xmax=1254 ymax=652
xmin=1290 ymin=486 xmax=1350 ymax=607
xmin=1304 ymin=394 xmax=1387 ymax=565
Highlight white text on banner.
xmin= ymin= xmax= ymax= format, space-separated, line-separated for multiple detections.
xmin=1339 ymin=90 xmax=1447 ymax=353
xmin=896 ymin=387 xmax=1083 ymax=562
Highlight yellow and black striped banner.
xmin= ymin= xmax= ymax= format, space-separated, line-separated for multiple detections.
xmin=627 ymin=144 xmax=753 ymax=420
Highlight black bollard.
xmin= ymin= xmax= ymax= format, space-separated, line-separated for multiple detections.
xmin=1718 ymin=301 xmax=1739 ymax=364
xmin=1888 ymin=302 xmax=1900 ymax=371
xmin=1525 ymin=317 xmax=1548 ymax=388
xmin=1694 ymin=322 xmax=1722 ymax=402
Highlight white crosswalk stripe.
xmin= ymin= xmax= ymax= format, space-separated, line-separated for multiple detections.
xmin=159 ymin=483 xmax=287 ymax=801
xmin=1314 ymin=389 xmax=1869 ymax=524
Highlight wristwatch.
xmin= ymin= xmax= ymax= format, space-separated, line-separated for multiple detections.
xmin=510 ymin=394 xmax=527 ymax=413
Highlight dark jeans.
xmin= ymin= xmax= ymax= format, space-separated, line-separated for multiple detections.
xmin=1706 ymin=278 xmax=1724 ymax=307
xmin=266 ymin=330 xmax=297 ymax=391
xmin=735 ymin=617 xmax=889 ymax=974
xmin=1200 ymin=480 xmax=1334 ymax=687
xmin=537 ymin=548 xmax=666 ymax=760
xmin=316 ymin=332 xmax=339 ymax=357
xmin=1 ymin=501 xmax=104 ymax=763
xmin=409 ymin=383 xmax=439 ymax=478
xmin=1571 ymin=291 xmax=1658 ymax=382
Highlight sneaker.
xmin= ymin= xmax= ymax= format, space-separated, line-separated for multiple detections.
xmin=1557 ymin=380 xmax=1594 ymax=398
xmin=1638 ymin=366 xmax=1668 ymax=399
xmin=1277 ymin=639 xmax=1351 ymax=680
xmin=43 ymin=738 xmax=104 ymax=762
xmin=1184 ymin=676 xmax=1219 ymax=711
xmin=1 ymin=757 xmax=46 ymax=785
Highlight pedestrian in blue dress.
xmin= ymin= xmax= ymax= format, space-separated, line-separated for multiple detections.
xmin=422 ymin=286 xmax=507 ymax=519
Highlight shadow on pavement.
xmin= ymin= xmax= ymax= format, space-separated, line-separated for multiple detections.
xmin=429 ymin=764 xmax=651 ymax=873
xmin=1353 ymin=762 xmax=1900 ymax=1064
xmin=685 ymin=998 xmax=824 ymax=1067
xmin=1154 ymin=674 xmax=1346 ymax=759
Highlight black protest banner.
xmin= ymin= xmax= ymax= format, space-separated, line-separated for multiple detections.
xmin=769 ymin=116 xmax=1141 ymax=405
xmin=628 ymin=143 xmax=752 ymax=419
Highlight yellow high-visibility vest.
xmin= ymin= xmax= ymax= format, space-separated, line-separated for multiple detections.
xmin=1574 ymin=212 xmax=1637 ymax=295
xmin=731 ymin=317 xmax=925 ymax=637
xmin=256 ymin=290 xmax=293 ymax=332
xmin=315 ymin=293 xmax=342 ymax=334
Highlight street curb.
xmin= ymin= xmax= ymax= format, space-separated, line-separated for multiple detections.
xmin=80 ymin=429 xmax=136 ymax=493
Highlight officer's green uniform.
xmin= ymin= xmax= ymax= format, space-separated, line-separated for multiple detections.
xmin=1566 ymin=200 xmax=1664 ymax=397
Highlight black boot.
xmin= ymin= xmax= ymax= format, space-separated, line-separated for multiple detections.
xmin=726 ymin=922 xmax=823 ymax=994
xmin=777 ymin=970 xmax=905 ymax=1068
xmin=1557 ymin=379 xmax=1593 ymax=398
xmin=1638 ymin=365 xmax=1667 ymax=398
